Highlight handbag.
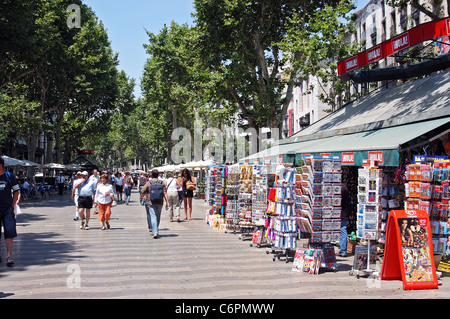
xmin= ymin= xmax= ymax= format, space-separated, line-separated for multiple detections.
xmin=186 ymin=181 xmax=196 ymax=191
xmin=111 ymin=200 xmax=117 ymax=207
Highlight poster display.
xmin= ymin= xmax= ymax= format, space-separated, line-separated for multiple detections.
xmin=381 ymin=210 xmax=438 ymax=290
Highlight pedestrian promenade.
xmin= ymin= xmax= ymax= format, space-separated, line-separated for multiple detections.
xmin=0 ymin=188 xmax=448 ymax=299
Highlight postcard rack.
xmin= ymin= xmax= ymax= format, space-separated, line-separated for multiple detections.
xmin=238 ymin=164 xmax=253 ymax=241
xmin=265 ymin=166 xmax=299 ymax=263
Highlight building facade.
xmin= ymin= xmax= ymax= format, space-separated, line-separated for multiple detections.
xmin=282 ymin=0 xmax=449 ymax=139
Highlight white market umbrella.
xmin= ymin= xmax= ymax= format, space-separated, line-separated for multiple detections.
xmin=19 ymin=159 xmax=41 ymax=167
xmin=1 ymin=155 xmax=24 ymax=167
xmin=43 ymin=163 xmax=66 ymax=169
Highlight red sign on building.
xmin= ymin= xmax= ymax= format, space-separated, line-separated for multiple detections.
xmin=337 ymin=17 xmax=450 ymax=76
xmin=367 ymin=45 xmax=382 ymax=64
xmin=392 ymin=32 xmax=410 ymax=53
xmin=342 ymin=152 xmax=355 ymax=165
xmin=368 ymin=151 xmax=384 ymax=165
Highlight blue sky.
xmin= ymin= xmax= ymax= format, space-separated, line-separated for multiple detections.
xmin=83 ymin=0 xmax=195 ymax=98
xmin=83 ymin=0 xmax=369 ymax=99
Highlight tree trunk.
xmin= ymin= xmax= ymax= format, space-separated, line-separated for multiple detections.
xmin=45 ymin=132 xmax=54 ymax=163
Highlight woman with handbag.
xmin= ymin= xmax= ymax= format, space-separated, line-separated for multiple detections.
xmin=182 ymin=168 xmax=196 ymax=221
xmin=94 ymin=174 xmax=115 ymax=230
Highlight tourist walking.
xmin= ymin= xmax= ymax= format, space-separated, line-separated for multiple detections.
xmin=165 ymin=172 xmax=181 ymax=222
xmin=89 ymin=169 xmax=100 ymax=215
xmin=73 ymin=171 xmax=97 ymax=230
xmin=182 ymin=168 xmax=196 ymax=221
xmin=94 ymin=173 xmax=115 ymax=230
xmin=177 ymin=173 xmax=183 ymax=207
xmin=141 ymin=169 xmax=168 ymax=238
xmin=71 ymin=171 xmax=83 ymax=221
xmin=138 ymin=172 xmax=147 ymax=194
xmin=115 ymin=172 xmax=124 ymax=202
xmin=57 ymin=172 xmax=65 ymax=195
xmin=0 ymin=157 xmax=20 ymax=267
xmin=123 ymin=171 xmax=133 ymax=205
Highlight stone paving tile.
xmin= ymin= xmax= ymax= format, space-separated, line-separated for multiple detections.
xmin=0 ymin=188 xmax=448 ymax=300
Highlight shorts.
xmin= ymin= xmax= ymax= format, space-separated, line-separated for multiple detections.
xmin=78 ymin=196 xmax=93 ymax=209
xmin=115 ymin=185 xmax=123 ymax=193
xmin=183 ymin=190 xmax=194 ymax=198
xmin=0 ymin=206 xmax=17 ymax=239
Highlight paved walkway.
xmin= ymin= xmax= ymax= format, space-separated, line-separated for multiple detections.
xmin=0 ymin=188 xmax=448 ymax=299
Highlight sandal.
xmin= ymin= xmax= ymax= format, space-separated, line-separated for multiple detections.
xmin=6 ymin=257 xmax=14 ymax=267
xmin=106 ymin=221 xmax=110 ymax=229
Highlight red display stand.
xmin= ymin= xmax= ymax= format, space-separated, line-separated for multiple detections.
xmin=381 ymin=210 xmax=438 ymax=290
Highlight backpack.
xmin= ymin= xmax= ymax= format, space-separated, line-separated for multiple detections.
xmin=149 ymin=180 xmax=164 ymax=204
xmin=5 ymin=172 xmax=13 ymax=185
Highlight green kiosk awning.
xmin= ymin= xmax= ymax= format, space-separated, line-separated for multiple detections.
xmin=241 ymin=117 xmax=450 ymax=166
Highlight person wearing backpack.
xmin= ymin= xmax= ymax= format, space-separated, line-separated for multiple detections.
xmin=0 ymin=157 xmax=20 ymax=267
xmin=141 ymin=169 xmax=168 ymax=239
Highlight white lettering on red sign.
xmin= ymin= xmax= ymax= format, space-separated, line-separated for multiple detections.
xmin=405 ymin=210 xmax=418 ymax=217
xmin=393 ymin=33 xmax=409 ymax=52
xmin=345 ymin=57 xmax=359 ymax=72
xmin=342 ymin=152 xmax=355 ymax=165
xmin=419 ymin=218 xmax=427 ymax=227
xmin=367 ymin=46 xmax=382 ymax=63
xmin=368 ymin=151 xmax=383 ymax=164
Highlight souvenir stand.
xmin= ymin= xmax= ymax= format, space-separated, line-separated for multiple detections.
xmin=249 ymin=164 xmax=274 ymax=248
xmin=405 ymin=159 xmax=449 ymax=254
xmin=266 ymin=164 xmax=298 ymax=262
xmin=205 ymin=166 xmax=228 ymax=231
xmin=205 ymin=166 xmax=216 ymax=208
xmin=238 ymin=164 xmax=253 ymax=240
xmin=292 ymin=156 xmax=341 ymax=274
xmin=225 ymin=164 xmax=240 ymax=233
xmin=352 ymin=162 xmax=383 ymax=278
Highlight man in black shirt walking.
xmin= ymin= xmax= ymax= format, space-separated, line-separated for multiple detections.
xmin=0 ymin=157 xmax=20 ymax=266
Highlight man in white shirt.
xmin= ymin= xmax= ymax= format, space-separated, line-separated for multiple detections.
xmin=89 ymin=169 xmax=100 ymax=185
xmin=73 ymin=171 xmax=96 ymax=230
xmin=71 ymin=172 xmax=83 ymax=221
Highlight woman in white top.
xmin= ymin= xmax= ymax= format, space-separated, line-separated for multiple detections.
xmin=165 ymin=171 xmax=181 ymax=222
xmin=94 ymin=174 xmax=115 ymax=230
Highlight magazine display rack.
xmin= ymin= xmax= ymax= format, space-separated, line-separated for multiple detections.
xmin=238 ymin=164 xmax=253 ymax=240
xmin=268 ymin=166 xmax=298 ymax=262
xmin=291 ymin=156 xmax=342 ymax=273
xmin=349 ymin=243 xmax=378 ymax=279
xmin=357 ymin=166 xmax=383 ymax=241
xmin=250 ymin=165 xmax=274 ymax=248
xmin=379 ymin=167 xmax=402 ymax=244
xmin=405 ymin=159 xmax=450 ymax=254
xmin=205 ymin=166 xmax=216 ymax=207
xmin=205 ymin=166 xmax=229 ymax=231
xmin=225 ymin=165 xmax=240 ymax=233
xmin=353 ymin=164 xmax=384 ymax=278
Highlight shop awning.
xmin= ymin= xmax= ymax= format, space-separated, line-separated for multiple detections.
xmin=239 ymin=71 xmax=450 ymax=167
xmin=241 ymin=117 xmax=450 ymax=166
